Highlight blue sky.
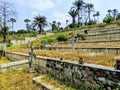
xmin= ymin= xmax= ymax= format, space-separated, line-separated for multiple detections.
xmin=7 ymin=0 xmax=120 ymax=31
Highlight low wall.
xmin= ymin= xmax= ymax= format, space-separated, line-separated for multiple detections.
xmin=0 ymin=60 xmax=29 ymax=72
xmin=44 ymin=47 xmax=120 ymax=54
xmin=11 ymin=37 xmax=36 ymax=45
xmin=87 ymin=31 xmax=120 ymax=40
xmin=5 ymin=51 xmax=120 ymax=89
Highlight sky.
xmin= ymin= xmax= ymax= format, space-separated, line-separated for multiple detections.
xmin=6 ymin=0 xmax=120 ymax=31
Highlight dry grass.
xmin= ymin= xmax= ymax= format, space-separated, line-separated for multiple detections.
xmin=7 ymin=48 xmax=116 ymax=67
xmin=0 ymin=67 xmax=40 ymax=90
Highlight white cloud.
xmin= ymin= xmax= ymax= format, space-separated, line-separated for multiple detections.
xmin=29 ymin=0 xmax=55 ymax=11
xmin=52 ymin=11 xmax=71 ymax=27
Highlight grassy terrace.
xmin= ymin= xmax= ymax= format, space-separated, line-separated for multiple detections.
xmin=7 ymin=47 xmax=116 ymax=67
xmin=39 ymin=75 xmax=75 ymax=90
xmin=0 ymin=67 xmax=40 ymax=90
xmin=0 ymin=57 xmax=10 ymax=64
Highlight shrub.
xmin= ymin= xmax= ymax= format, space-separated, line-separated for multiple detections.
xmin=103 ymin=16 xmax=113 ymax=24
xmin=56 ymin=34 xmax=68 ymax=41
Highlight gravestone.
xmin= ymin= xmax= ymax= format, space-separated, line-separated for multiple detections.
xmin=29 ymin=44 xmax=36 ymax=72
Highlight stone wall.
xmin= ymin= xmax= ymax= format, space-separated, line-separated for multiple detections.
xmin=0 ymin=60 xmax=29 ymax=72
xmin=44 ymin=47 xmax=120 ymax=54
xmin=11 ymin=37 xmax=36 ymax=45
xmin=5 ymin=51 xmax=120 ymax=89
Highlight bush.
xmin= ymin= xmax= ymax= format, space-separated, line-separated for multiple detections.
xmin=103 ymin=16 xmax=113 ymax=24
xmin=56 ymin=34 xmax=68 ymax=41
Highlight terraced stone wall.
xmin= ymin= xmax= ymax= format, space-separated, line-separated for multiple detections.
xmin=5 ymin=51 xmax=120 ymax=89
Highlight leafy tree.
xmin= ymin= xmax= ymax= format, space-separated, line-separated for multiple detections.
xmin=68 ymin=8 xmax=78 ymax=28
xmin=32 ymin=15 xmax=47 ymax=34
xmin=9 ymin=18 xmax=16 ymax=34
xmin=73 ymin=0 xmax=84 ymax=27
xmin=85 ymin=3 xmax=94 ymax=24
xmin=24 ymin=19 xmax=31 ymax=33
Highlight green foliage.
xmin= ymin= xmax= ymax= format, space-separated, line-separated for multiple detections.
xmin=116 ymin=13 xmax=120 ymax=20
xmin=87 ymin=20 xmax=96 ymax=25
xmin=103 ymin=16 xmax=113 ymax=24
xmin=17 ymin=29 xmax=27 ymax=34
xmin=56 ymin=34 xmax=68 ymax=41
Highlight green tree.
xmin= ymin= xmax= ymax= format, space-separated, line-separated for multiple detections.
xmin=68 ymin=8 xmax=78 ymax=28
xmin=24 ymin=19 xmax=31 ymax=33
xmin=73 ymin=0 xmax=84 ymax=27
xmin=9 ymin=18 xmax=16 ymax=34
xmin=32 ymin=15 xmax=47 ymax=34
xmin=85 ymin=3 xmax=94 ymax=23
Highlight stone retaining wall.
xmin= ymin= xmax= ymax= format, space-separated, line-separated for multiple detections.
xmin=5 ymin=51 xmax=120 ymax=89
xmin=0 ymin=60 xmax=29 ymax=72
xmin=44 ymin=47 xmax=120 ymax=54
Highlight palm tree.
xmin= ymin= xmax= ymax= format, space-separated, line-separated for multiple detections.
xmin=93 ymin=14 xmax=96 ymax=22
xmin=107 ymin=9 xmax=112 ymax=17
xmin=85 ymin=3 xmax=94 ymax=23
xmin=68 ymin=8 xmax=78 ymax=28
xmin=73 ymin=0 xmax=84 ymax=27
xmin=32 ymin=15 xmax=47 ymax=34
xmin=96 ymin=11 xmax=100 ymax=23
xmin=66 ymin=20 xmax=69 ymax=30
xmin=57 ymin=22 xmax=61 ymax=30
xmin=24 ymin=19 xmax=31 ymax=33
xmin=9 ymin=18 xmax=16 ymax=34
xmin=112 ymin=9 xmax=118 ymax=20
xmin=50 ymin=21 xmax=57 ymax=32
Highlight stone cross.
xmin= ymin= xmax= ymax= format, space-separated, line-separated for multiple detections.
xmin=72 ymin=35 xmax=75 ymax=52
xmin=29 ymin=44 xmax=36 ymax=72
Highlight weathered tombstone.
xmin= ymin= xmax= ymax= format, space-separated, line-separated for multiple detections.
xmin=29 ymin=44 xmax=36 ymax=72
xmin=71 ymin=35 xmax=75 ymax=52
xmin=78 ymin=57 xmax=84 ymax=64
xmin=114 ymin=57 xmax=120 ymax=70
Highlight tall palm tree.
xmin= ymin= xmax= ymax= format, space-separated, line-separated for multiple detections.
xmin=68 ymin=8 xmax=78 ymax=28
xmin=96 ymin=11 xmax=100 ymax=23
xmin=24 ymin=19 xmax=31 ymax=32
xmin=73 ymin=0 xmax=84 ymax=27
xmin=9 ymin=18 xmax=16 ymax=34
xmin=85 ymin=3 xmax=94 ymax=23
xmin=107 ymin=9 xmax=112 ymax=17
xmin=50 ymin=21 xmax=57 ymax=32
xmin=112 ymin=9 xmax=118 ymax=20
xmin=66 ymin=20 xmax=69 ymax=30
xmin=57 ymin=22 xmax=61 ymax=30
xmin=93 ymin=14 xmax=96 ymax=22
xmin=32 ymin=15 xmax=47 ymax=34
